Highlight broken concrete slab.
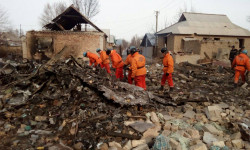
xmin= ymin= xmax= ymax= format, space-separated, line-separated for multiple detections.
xmin=205 ymin=105 xmax=222 ymax=121
xmin=129 ymin=121 xmax=155 ymax=133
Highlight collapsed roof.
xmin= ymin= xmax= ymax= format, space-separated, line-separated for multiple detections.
xmin=44 ymin=5 xmax=104 ymax=33
xmin=157 ymin=12 xmax=250 ymax=37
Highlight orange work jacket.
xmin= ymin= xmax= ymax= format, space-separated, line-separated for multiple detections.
xmin=131 ymin=52 xmax=147 ymax=78
xmin=162 ymin=52 xmax=174 ymax=74
xmin=124 ymin=54 xmax=133 ymax=66
xmin=100 ymin=50 xmax=110 ymax=65
xmin=232 ymin=53 xmax=250 ymax=72
xmin=87 ymin=52 xmax=102 ymax=66
xmin=110 ymin=50 xmax=124 ymax=68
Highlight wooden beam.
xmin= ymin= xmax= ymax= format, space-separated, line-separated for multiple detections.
xmin=62 ymin=15 xmax=83 ymax=20
xmin=55 ymin=23 xmax=65 ymax=31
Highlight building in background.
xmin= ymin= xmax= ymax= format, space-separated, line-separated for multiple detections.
xmin=140 ymin=33 xmax=156 ymax=63
xmin=24 ymin=5 xmax=107 ymax=60
xmin=157 ymin=12 xmax=250 ymax=64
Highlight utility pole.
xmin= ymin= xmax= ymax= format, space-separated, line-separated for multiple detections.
xmin=155 ymin=11 xmax=159 ymax=33
xmin=155 ymin=11 xmax=159 ymax=57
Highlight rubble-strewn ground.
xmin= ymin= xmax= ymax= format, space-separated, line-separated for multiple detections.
xmin=0 ymin=57 xmax=249 ymax=150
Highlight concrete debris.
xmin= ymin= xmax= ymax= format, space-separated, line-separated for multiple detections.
xmin=129 ymin=121 xmax=155 ymax=133
xmin=0 ymin=57 xmax=249 ymax=149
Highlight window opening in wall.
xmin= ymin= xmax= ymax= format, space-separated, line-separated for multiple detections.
xmin=239 ymin=39 xmax=245 ymax=48
xmin=214 ymin=38 xmax=220 ymax=41
xmin=164 ymin=37 xmax=168 ymax=47
xmin=203 ymin=37 xmax=208 ymax=40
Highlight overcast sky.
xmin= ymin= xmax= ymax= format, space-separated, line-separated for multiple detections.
xmin=1 ymin=0 xmax=250 ymax=41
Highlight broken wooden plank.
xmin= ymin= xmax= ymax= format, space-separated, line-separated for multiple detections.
xmin=107 ymin=132 xmax=141 ymax=140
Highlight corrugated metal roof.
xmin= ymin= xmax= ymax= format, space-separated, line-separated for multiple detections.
xmin=140 ymin=33 xmax=156 ymax=47
xmin=157 ymin=12 xmax=250 ymax=36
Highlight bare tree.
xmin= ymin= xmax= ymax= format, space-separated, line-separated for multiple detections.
xmin=121 ymin=39 xmax=129 ymax=50
xmin=171 ymin=2 xmax=196 ymax=24
xmin=71 ymin=0 xmax=100 ymax=19
xmin=0 ymin=5 xmax=9 ymax=31
xmin=39 ymin=2 xmax=67 ymax=27
xmin=130 ymin=35 xmax=141 ymax=48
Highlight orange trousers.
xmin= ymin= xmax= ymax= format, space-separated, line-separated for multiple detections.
xmin=115 ymin=67 xmax=124 ymax=80
xmin=135 ymin=75 xmax=146 ymax=90
xmin=161 ymin=73 xmax=174 ymax=87
xmin=128 ymin=70 xmax=132 ymax=84
xmin=102 ymin=63 xmax=111 ymax=74
xmin=234 ymin=70 xmax=246 ymax=83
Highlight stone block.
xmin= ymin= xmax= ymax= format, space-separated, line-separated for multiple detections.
xmin=212 ymin=141 xmax=225 ymax=148
xmin=150 ymin=112 xmax=159 ymax=123
xmin=170 ymin=138 xmax=181 ymax=149
xmin=123 ymin=140 xmax=132 ymax=150
xmin=131 ymin=140 xmax=146 ymax=148
xmin=205 ymin=105 xmax=222 ymax=121
xmin=203 ymin=132 xmax=218 ymax=145
xmin=187 ymin=129 xmax=200 ymax=139
xmin=232 ymin=139 xmax=243 ymax=149
xmin=203 ymin=124 xmax=223 ymax=136
xmin=163 ymin=122 xmax=171 ymax=130
xmin=190 ymin=143 xmax=208 ymax=150
xmin=109 ymin=141 xmax=122 ymax=148
xmin=231 ymin=132 xmax=241 ymax=140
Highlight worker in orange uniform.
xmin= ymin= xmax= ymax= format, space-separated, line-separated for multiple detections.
xmin=96 ymin=48 xmax=111 ymax=74
xmin=106 ymin=49 xmax=124 ymax=80
xmin=124 ymin=48 xmax=133 ymax=84
xmin=130 ymin=47 xmax=147 ymax=90
xmin=160 ymin=48 xmax=174 ymax=91
xmin=83 ymin=52 xmax=102 ymax=67
xmin=232 ymin=49 xmax=250 ymax=87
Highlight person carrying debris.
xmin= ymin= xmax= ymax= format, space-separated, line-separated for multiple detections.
xmin=229 ymin=45 xmax=238 ymax=64
xmin=130 ymin=47 xmax=147 ymax=90
xmin=106 ymin=49 xmax=124 ymax=80
xmin=160 ymin=48 xmax=174 ymax=91
xmin=231 ymin=49 xmax=250 ymax=87
xmin=96 ymin=48 xmax=111 ymax=74
xmin=123 ymin=48 xmax=133 ymax=84
xmin=83 ymin=52 xmax=102 ymax=67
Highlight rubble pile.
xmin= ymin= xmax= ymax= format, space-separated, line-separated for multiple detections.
xmin=0 ymin=57 xmax=249 ymax=150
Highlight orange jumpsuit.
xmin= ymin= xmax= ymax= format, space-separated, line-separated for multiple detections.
xmin=124 ymin=54 xmax=133 ymax=84
xmin=131 ymin=52 xmax=147 ymax=90
xmin=99 ymin=50 xmax=111 ymax=74
xmin=232 ymin=53 xmax=250 ymax=83
xmin=161 ymin=52 xmax=174 ymax=87
xmin=87 ymin=52 xmax=102 ymax=67
xmin=110 ymin=50 xmax=124 ymax=79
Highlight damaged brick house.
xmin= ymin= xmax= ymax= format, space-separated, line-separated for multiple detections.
xmin=157 ymin=12 xmax=250 ymax=64
xmin=23 ymin=5 xmax=107 ymax=60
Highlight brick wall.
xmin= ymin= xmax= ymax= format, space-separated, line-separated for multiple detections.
xmin=25 ymin=31 xmax=106 ymax=60
xmin=0 ymin=45 xmax=22 ymax=58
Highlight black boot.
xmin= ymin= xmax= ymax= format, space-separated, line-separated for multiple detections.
xmin=170 ymin=87 xmax=174 ymax=92
xmin=159 ymin=85 xmax=164 ymax=90
xmin=234 ymin=83 xmax=238 ymax=88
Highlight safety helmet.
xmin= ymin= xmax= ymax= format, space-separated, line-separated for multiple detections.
xmin=161 ymin=48 xmax=168 ymax=53
xmin=96 ymin=48 xmax=101 ymax=53
xmin=130 ymin=46 xmax=137 ymax=54
xmin=242 ymin=49 xmax=248 ymax=54
xmin=106 ymin=49 xmax=111 ymax=55
xmin=127 ymin=48 xmax=131 ymax=54
xmin=83 ymin=52 xmax=87 ymax=57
